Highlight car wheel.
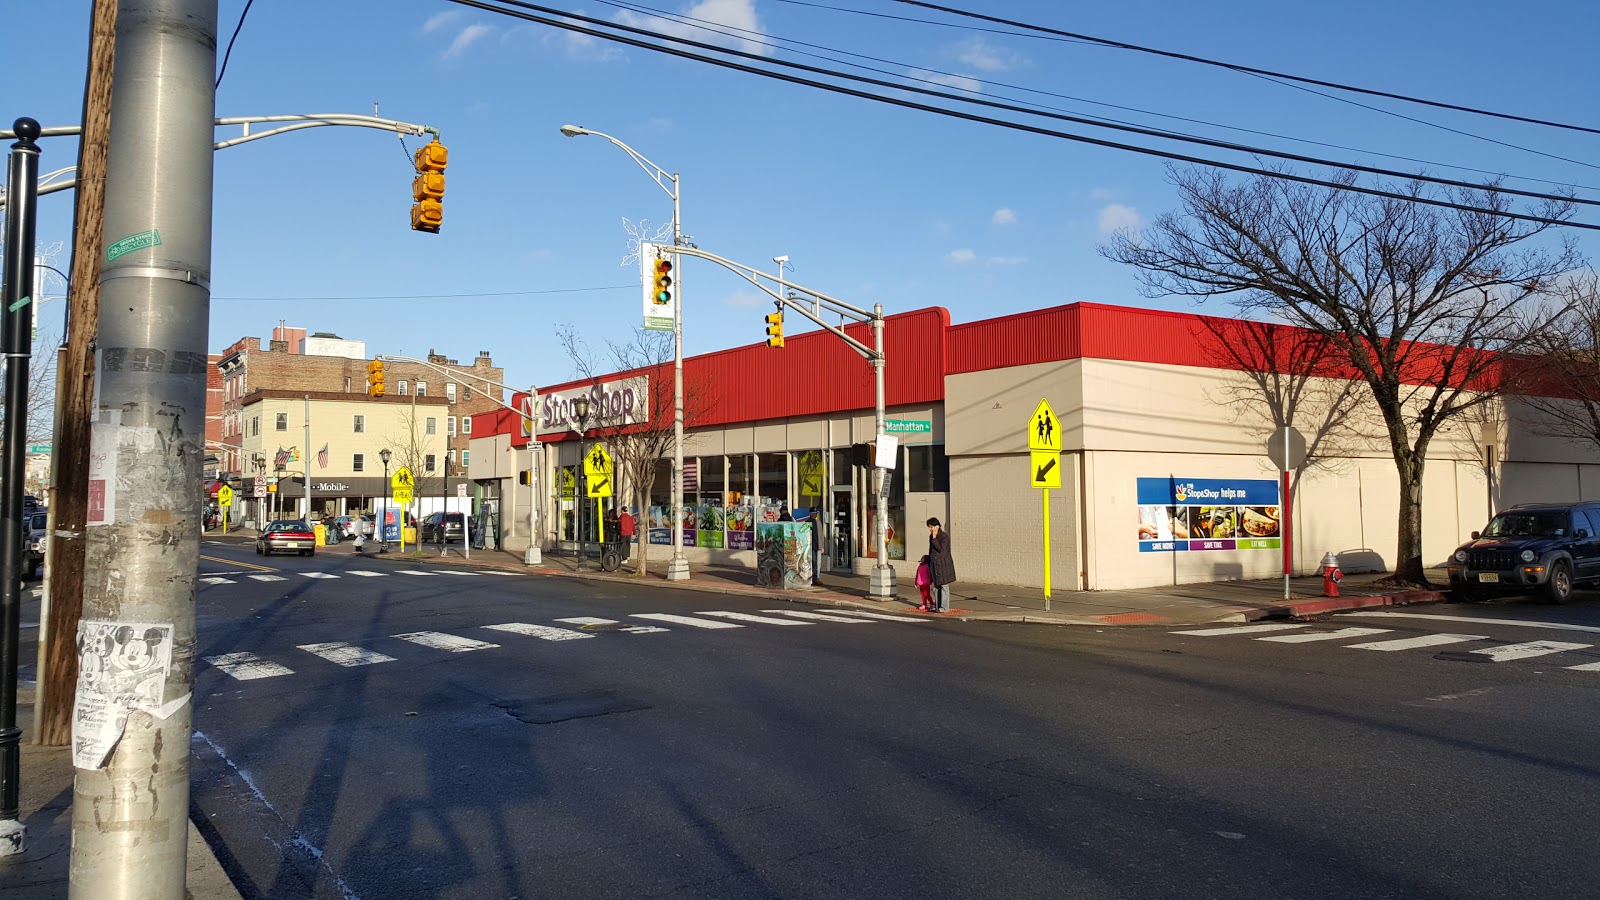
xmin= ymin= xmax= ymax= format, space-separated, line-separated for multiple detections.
xmin=256 ymin=544 xmax=264 ymax=555
xmin=1546 ymin=561 xmax=1573 ymax=604
xmin=1456 ymin=586 xmax=1483 ymax=603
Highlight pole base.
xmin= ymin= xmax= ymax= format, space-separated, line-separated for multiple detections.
xmin=869 ymin=564 xmax=897 ymax=598
xmin=665 ymin=555 xmax=691 ymax=581
xmin=524 ymin=545 xmax=542 ymax=566
xmin=0 ymin=818 xmax=26 ymax=856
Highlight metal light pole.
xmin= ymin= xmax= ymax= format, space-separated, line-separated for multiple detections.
xmin=1 ymin=116 xmax=42 ymax=857
xmin=71 ymin=0 xmax=218 ymax=889
xmin=571 ymin=395 xmax=591 ymax=571
xmin=559 ymin=125 xmax=690 ymax=581
xmin=379 ymin=448 xmax=391 ymax=553
xmin=523 ymin=386 xmax=541 ymax=566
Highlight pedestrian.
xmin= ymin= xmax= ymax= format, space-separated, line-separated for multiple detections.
xmin=353 ymin=515 xmax=367 ymax=552
xmin=926 ymin=517 xmax=956 ymax=613
xmin=915 ymin=555 xmax=933 ymax=611
xmin=778 ymin=505 xmax=793 ymax=522
xmin=618 ymin=506 xmax=636 ymax=560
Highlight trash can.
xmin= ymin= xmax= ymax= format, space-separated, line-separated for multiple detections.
xmin=403 ymin=526 xmax=418 ymax=545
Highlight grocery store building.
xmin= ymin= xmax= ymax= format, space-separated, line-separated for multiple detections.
xmin=468 ymin=302 xmax=1591 ymax=591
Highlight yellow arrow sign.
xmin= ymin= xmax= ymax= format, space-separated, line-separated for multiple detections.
xmin=1028 ymin=398 xmax=1061 ymax=452
xmin=586 ymin=474 xmax=613 ymax=499
xmin=1031 ymin=450 xmax=1061 ymax=489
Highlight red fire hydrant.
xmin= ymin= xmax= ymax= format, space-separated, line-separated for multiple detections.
xmin=1320 ymin=551 xmax=1343 ymax=597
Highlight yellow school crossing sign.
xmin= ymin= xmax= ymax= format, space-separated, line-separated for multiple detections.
xmin=392 ymin=466 xmax=414 ymax=504
xmin=1025 ymin=398 xmax=1060 ymax=608
xmin=217 ymin=485 xmax=233 ymax=507
xmin=583 ymin=443 xmax=613 ymax=499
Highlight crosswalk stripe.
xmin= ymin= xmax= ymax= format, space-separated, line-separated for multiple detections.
xmin=246 ymin=574 xmax=287 ymax=582
xmin=344 ymin=570 xmax=387 ymax=577
xmin=300 ymin=572 xmax=339 ymax=579
xmin=1469 ymin=640 xmax=1591 ymax=662
xmin=1566 ymin=661 xmax=1600 ymax=672
xmin=1256 ymin=627 xmax=1392 ymax=643
xmin=1345 ymin=633 xmax=1487 ymax=652
xmin=761 ymin=609 xmax=873 ymax=623
xmin=298 ymin=642 xmax=396 ymax=667
xmin=1173 ymin=623 xmax=1311 ymax=637
xmin=830 ymin=609 xmax=932 ymax=623
xmin=206 ymin=652 xmax=294 ymax=680
xmin=631 ymin=613 xmax=743 ymax=629
xmin=200 ymin=577 xmax=235 ymax=585
xmin=392 ymin=631 xmax=499 ymax=652
xmin=470 ymin=570 xmax=519 ymax=576
xmin=439 ymin=571 xmax=483 ymax=575
xmin=695 ymin=611 xmax=814 ymax=626
xmin=395 ymin=570 xmax=439 ymax=576
xmin=483 ymin=622 xmax=593 ymax=641
xmin=554 ymin=616 xmax=669 ymax=633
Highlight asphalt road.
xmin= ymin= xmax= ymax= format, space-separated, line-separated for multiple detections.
xmin=182 ymin=542 xmax=1600 ymax=900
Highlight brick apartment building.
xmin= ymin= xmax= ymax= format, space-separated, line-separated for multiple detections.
xmin=210 ymin=323 xmax=505 ymax=518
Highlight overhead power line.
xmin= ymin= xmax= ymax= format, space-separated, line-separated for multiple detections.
xmin=214 ymin=285 xmax=633 ymax=302
xmin=889 ymin=0 xmax=1600 ymax=138
xmin=448 ymin=0 xmax=1597 ymax=230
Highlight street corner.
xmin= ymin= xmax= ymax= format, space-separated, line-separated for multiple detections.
xmin=1241 ymin=588 xmax=1451 ymax=622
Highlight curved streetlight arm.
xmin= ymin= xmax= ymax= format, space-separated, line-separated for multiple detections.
xmin=560 ymin=126 xmax=677 ymax=202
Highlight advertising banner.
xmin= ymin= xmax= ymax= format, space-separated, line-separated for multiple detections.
xmin=727 ymin=502 xmax=755 ymax=550
xmin=647 ymin=505 xmax=672 ymax=545
xmin=1136 ymin=477 xmax=1281 ymax=554
xmin=695 ymin=505 xmax=726 ymax=548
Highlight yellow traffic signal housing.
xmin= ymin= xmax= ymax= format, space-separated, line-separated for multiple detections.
xmin=765 ymin=309 xmax=785 ymax=348
xmin=366 ymin=359 xmax=386 ymax=397
xmin=410 ymin=140 xmax=448 ymax=234
xmin=652 ymin=256 xmax=673 ymax=305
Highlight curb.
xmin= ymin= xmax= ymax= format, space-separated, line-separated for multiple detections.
xmin=1238 ymin=589 xmax=1450 ymax=621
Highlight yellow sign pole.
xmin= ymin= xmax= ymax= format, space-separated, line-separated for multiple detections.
xmin=1042 ymin=487 xmax=1051 ymax=609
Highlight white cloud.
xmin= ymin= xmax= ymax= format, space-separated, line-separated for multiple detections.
xmin=992 ymin=208 xmax=1017 ymax=226
xmin=1088 ymin=188 xmax=1117 ymax=203
xmin=952 ymin=36 xmax=1026 ymax=73
xmin=444 ymin=24 xmax=493 ymax=59
xmin=422 ymin=10 xmax=462 ymax=33
xmin=908 ymin=69 xmax=982 ymax=94
xmin=946 ymin=248 xmax=977 ymax=264
xmin=615 ymin=0 xmax=769 ymax=56
xmin=985 ymin=256 xmax=1027 ymax=267
xmin=1097 ymin=203 xmax=1142 ymax=234
xmin=725 ymin=290 xmax=762 ymax=308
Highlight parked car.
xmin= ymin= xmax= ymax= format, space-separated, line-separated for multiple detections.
xmin=25 ymin=510 xmax=47 ymax=578
xmin=1448 ymin=503 xmax=1600 ymax=603
xmin=257 ymin=520 xmax=317 ymax=556
xmin=420 ymin=512 xmax=473 ymax=544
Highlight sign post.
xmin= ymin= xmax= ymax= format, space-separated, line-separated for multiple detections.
xmin=217 ymin=485 xmax=233 ymax=535
xmin=1267 ymin=426 xmax=1307 ymax=600
xmin=1029 ymin=399 xmax=1062 ymax=609
xmin=391 ymin=466 xmax=414 ymax=551
xmin=584 ymin=443 xmax=613 ymax=544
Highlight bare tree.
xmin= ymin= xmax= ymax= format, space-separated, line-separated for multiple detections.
xmin=557 ymin=325 xmax=714 ymax=577
xmin=384 ymin=396 xmax=443 ymax=545
xmin=1511 ymin=273 xmax=1600 ymax=450
xmin=1104 ymin=166 xmax=1583 ymax=584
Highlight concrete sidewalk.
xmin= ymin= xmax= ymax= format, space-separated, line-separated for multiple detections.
xmin=280 ymin=530 xmax=1451 ymax=626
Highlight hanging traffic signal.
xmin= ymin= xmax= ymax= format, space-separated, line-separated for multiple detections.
xmin=410 ymin=140 xmax=448 ymax=233
xmin=367 ymin=359 xmax=386 ymax=397
xmin=652 ymin=254 xmax=673 ymax=306
xmin=765 ymin=307 xmax=785 ymax=348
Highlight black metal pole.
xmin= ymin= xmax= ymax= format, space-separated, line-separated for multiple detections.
xmin=380 ymin=458 xmax=389 ymax=553
xmin=2 ymin=117 xmax=42 ymax=850
xmin=576 ymin=424 xmax=586 ymax=571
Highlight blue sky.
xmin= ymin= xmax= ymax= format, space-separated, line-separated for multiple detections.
xmin=9 ymin=0 xmax=1599 ymax=392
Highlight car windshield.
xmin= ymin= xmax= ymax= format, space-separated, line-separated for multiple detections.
xmin=268 ymin=520 xmax=310 ymax=532
xmin=1483 ymin=512 xmax=1569 ymax=538
xmin=28 ymin=513 xmax=47 ymax=531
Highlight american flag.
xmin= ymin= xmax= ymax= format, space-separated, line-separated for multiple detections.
xmin=274 ymin=447 xmax=289 ymax=470
xmin=317 ymin=443 xmax=329 ymax=470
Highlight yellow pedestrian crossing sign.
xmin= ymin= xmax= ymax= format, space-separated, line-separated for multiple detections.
xmin=799 ymin=450 xmax=823 ymax=498
xmin=392 ymin=466 xmax=414 ymax=504
xmin=1028 ymin=398 xmax=1061 ymax=452
xmin=217 ymin=485 xmax=234 ymax=507
xmin=560 ymin=468 xmax=576 ymax=499
xmin=584 ymin=444 xmax=613 ymax=498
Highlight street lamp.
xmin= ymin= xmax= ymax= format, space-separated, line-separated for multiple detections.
xmin=251 ymin=454 xmax=265 ymax=530
xmin=571 ymin=394 xmax=591 ymax=571
xmin=378 ymin=448 xmax=392 ymax=553
xmin=560 ymin=124 xmax=690 ymax=581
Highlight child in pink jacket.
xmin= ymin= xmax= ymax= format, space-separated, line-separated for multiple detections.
xmin=916 ymin=555 xmax=933 ymax=611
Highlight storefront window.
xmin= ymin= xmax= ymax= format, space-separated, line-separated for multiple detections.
xmin=906 ymin=444 xmax=950 ymax=492
xmin=758 ymin=452 xmax=788 ymax=508
xmin=701 ymin=455 xmax=726 ymax=507
xmin=728 ymin=453 xmax=754 ymax=506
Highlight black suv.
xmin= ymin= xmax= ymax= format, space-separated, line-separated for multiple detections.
xmin=1448 ymin=503 xmax=1600 ymax=603
xmin=421 ymin=512 xmax=472 ymax=544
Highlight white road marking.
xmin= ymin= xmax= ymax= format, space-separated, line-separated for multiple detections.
xmin=1345 ymin=633 xmax=1488 ymax=652
xmin=1469 ymin=640 xmax=1591 ymax=662
xmin=470 ymin=570 xmax=519 ymax=576
xmin=829 ymin=609 xmax=932 ymax=623
xmin=762 ymin=609 xmax=873 ymax=623
xmin=483 ymin=622 xmax=593 ymax=641
xmin=395 ymin=570 xmax=439 ymax=576
xmin=1342 ymin=611 xmax=1600 ymax=635
xmin=200 ymin=577 xmax=236 ymax=585
xmin=1256 ymin=627 xmax=1392 ymax=643
xmin=1173 ymin=623 xmax=1311 ymax=637
xmin=392 ymin=631 xmax=499 ymax=652
xmin=631 ymin=613 xmax=743 ymax=629
xmin=1566 ymin=661 xmax=1600 ymax=672
xmin=300 ymin=572 xmax=339 ymax=579
xmin=695 ymin=611 xmax=814 ymax=626
xmin=344 ymin=570 xmax=387 ymax=577
xmin=298 ymin=642 xmax=396 ymax=667
xmin=206 ymin=652 xmax=294 ymax=680
xmin=554 ymin=616 xmax=669 ymax=633
xmin=434 ymin=570 xmax=483 ymax=576
xmin=247 ymin=574 xmax=286 ymax=582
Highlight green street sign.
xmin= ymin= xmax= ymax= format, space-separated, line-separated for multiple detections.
xmin=884 ymin=419 xmax=931 ymax=434
xmin=28 ymin=444 xmax=51 ymax=454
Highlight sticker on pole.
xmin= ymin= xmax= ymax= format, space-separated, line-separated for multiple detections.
xmin=1031 ymin=451 xmax=1060 ymax=489
xmin=106 ymin=228 xmax=163 ymax=261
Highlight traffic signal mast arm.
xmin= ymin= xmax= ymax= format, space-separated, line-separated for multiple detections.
xmin=375 ymin=354 xmax=538 ymax=419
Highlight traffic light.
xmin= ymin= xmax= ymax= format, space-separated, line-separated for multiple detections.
xmin=366 ymin=359 xmax=386 ymax=397
xmin=764 ymin=307 xmax=785 ymax=348
xmin=651 ymin=253 xmax=673 ymax=307
xmin=410 ymin=139 xmax=448 ymax=233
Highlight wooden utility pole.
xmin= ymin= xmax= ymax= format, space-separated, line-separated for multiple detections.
xmin=35 ymin=0 xmax=117 ymax=747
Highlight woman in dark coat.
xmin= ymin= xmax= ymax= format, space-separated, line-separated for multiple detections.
xmin=926 ymin=517 xmax=956 ymax=612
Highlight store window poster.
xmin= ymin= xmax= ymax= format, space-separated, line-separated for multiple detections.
xmin=1136 ymin=477 xmax=1281 ymax=553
